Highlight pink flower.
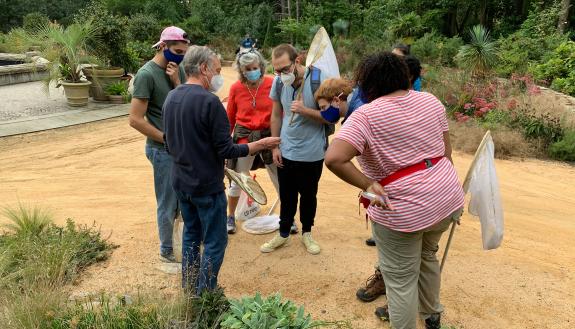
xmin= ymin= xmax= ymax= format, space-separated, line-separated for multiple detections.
xmin=456 ymin=114 xmax=471 ymax=123
xmin=464 ymin=103 xmax=473 ymax=110
xmin=506 ymin=99 xmax=518 ymax=110
xmin=528 ymin=85 xmax=541 ymax=95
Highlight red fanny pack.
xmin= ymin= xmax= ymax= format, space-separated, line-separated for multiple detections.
xmin=359 ymin=157 xmax=444 ymax=209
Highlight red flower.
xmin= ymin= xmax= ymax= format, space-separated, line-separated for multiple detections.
xmin=506 ymin=99 xmax=518 ymax=110
xmin=528 ymin=85 xmax=541 ymax=95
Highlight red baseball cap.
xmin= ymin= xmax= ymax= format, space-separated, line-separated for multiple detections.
xmin=152 ymin=26 xmax=190 ymax=48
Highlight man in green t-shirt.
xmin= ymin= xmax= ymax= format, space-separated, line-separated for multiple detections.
xmin=129 ymin=26 xmax=189 ymax=263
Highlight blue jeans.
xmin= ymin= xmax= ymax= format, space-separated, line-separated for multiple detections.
xmin=176 ymin=190 xmax=228 ymax=295
xmin=145 ymin=144 xmax=179 ymax=255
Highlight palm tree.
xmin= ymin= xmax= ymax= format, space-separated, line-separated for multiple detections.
xmin=456 ymin=25 xmax=499 ymax=78
xmin=36 ymin=20 xmax=100 ymax=85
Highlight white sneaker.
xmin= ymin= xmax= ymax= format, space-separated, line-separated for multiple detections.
xmin=302 ymin=232 xmax=320 ymax=255
xmin=260 ymin=234 xmax=289 ymax=253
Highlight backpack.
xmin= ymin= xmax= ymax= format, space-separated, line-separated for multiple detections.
xmin=274 ymin=66 xmax=336 ymax=142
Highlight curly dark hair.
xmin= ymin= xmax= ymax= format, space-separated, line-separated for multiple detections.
xmin=404 ymin=55 xmax=422 ymax=84
xmin=354 ymin=52 xmax=410 ymax=102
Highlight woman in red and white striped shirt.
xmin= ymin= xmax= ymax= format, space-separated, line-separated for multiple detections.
xmin=325 ymin=52 xmax=464 ymax=329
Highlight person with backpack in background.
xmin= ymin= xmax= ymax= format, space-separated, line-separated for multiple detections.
xmin=260 ymin=44 xmax=330 ymax=255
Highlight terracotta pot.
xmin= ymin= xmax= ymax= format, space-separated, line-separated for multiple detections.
xmin=108 ymin=95 xmax=126 ymax=104
xmin=61 ymin=81 xmax=92 ymax=107
xmin=83 ymin=67 xmax=124 ymax=101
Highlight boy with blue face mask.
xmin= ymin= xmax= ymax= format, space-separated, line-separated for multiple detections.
xmin=129 ymin=26 xmax=189 ymax=263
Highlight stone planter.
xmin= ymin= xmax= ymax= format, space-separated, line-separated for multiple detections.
xmin=83 ymin=67 xmax=124 ymax=101
xmin=108 ymin=95 xmax=126 ymax=104
xmin=61 ymin=81 xmax=92 ymax=107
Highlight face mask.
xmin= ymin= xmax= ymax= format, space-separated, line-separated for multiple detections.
xmin=209 ymin=74 xmax=224 ymax=93
xmin=163 ymin=48 xmax=184 ymax=65
xmin=245 ymin=69 xmax=261 ymax=82
xmin=280 ymin=72 xmax=295 ymax=86
xmin=320 ymin=105 xmax=341 ymax=123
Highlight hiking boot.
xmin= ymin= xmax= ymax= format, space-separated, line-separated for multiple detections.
xmin=301 ymin=232 xmax=320 ymax=255
xmin=365 ymin=237 xmax=376 ymax=246
xmin=374 ymin=305 xmax=389 ymax=322
xmin=425 ymin=313 xmax=441 ymax=329
xmin=356 ymin=269 xmax=386 ymax=302
xmin=290 ymin=223 xmax=299 ymax=234
xmin=260 ymin=234 xmax=289 ymax=253
xmin=227 ymin=216 xmax=236 ymax=234
xmin=160 ymin=251 xmax=177 ymax=263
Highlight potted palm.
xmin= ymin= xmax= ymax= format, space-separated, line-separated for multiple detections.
xmin=105 ymin=80 xmax=130 ymax=104
xmin=37 ymin=21 xmax=99 ymax=107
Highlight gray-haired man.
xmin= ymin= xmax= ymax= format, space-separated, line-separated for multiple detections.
xmin=162 ymin=45 xmax=280 ymax=295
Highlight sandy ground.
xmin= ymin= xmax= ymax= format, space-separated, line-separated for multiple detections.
xmin=1 ymin=67 xmax=574 ymax=328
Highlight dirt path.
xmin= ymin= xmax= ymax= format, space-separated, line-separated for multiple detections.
xmin=1 ymin=67 xmax=574 ymax=328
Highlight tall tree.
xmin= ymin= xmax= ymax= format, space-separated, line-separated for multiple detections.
xmin=558 ymin=0 xmax=571 ymax=33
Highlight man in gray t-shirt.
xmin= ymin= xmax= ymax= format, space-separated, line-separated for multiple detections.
xmin=129 ymin=26 xmax=189 ymax=263
xmin=260 ymin=44 xmax=330 ymax=256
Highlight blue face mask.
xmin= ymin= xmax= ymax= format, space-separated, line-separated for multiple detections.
xmin=163 ymin=49 xmax=184 ymax=65
xmin=320 ymin=105 xmax=341 ymax=123
xmin=244 ymin=69 xmax=261 ymax=82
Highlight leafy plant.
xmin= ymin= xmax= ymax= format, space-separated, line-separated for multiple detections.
xmin=221 ymin=293 xmax=350 ymax=329
xmin=105 ymin=80 xmax=129 ymax=96
xmin=187 ymin=287 xmax=230 ymax=329
xmin=34 ymin=21 xmax=100 ymax=85
xmin=23 ymin=12 xmax=50 ymax=33
xmin=456 ymin=25 xmax=499 ymax=77
xmin=411 ymin=32 xmax=463 ymax=67
xmin=531 ymin=41 xmax=575 ymax=96
xmin=0 ymin=205 xmax=115 ymax=288
xmin=549 ymin=130 xmax=575 ymax=161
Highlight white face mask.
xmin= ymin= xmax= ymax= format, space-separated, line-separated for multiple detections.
xmin=209 ymin=74 xmax=224 ymax=93
xmin=280 ymin=72 xmax=295 ymax=86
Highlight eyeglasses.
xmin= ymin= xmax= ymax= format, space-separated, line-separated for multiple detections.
xmin=274 ymin=63 xmax=294 ymax=75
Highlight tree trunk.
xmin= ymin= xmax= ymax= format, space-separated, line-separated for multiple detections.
xmin=280 ymin=0 xmax=286 ymax=18
xmin=558 ymin=0 xmax=571 ymax=34
xmin=296 ymin=0 xmax=300 ymax=22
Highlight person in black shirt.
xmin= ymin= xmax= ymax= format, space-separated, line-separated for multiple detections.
xmin=162 ymin=45 xmax=280 ymax=295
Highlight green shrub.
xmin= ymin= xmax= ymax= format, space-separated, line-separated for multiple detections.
xmin=188 ymin=287 xmax=230 ymax=329
xmin=495 ymin=32 xmax=565 ymax=77
xmin=411 ymin=32 xmax=463 ymax=67
xmin=127 ymin=41 xmax=156 ymax=66
xmin=178 ymin=15 xmax=209 ymax=45
xmin=549 ymin=130 xmax=575 ymax=161
xmin=106 ymin=80 xmax=129 ymax=95
xmin=127 ymin=13 xmax=162 ymax=44
xmin=23 ymin=12 xmax=50 ymax=33
xmin=455 ymin=25 xmax=499 ymax=77
xmin=221 ymin=293 xmax=350 ymax=329
xmin=0 ymin=205 xmax=115 ymax=288
xmin=531 ymin=41 xmax=575 ymax=95
xmin=509 ymin=109 xmax=564 ymax=146
xmin=481 ymin=109 xmax=512 ymax=130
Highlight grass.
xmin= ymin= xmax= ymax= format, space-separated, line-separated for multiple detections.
xmin=0 ymin=205 xmax=350 ymax=328
xmin=0 ymin=205 xmax=115 ymax=289
xmin=0 ymin=204 xmax=116 ymax=328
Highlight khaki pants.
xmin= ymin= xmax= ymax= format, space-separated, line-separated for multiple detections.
xmin=372 ymin=211 xmax=460 ymax=329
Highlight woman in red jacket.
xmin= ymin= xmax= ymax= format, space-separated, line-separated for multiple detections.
xmin=225 ymin=49 xmax=281 ymax=234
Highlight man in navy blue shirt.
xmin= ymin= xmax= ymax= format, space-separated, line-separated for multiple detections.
xmin=163 ymin=45 xmax=280 ymax=295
